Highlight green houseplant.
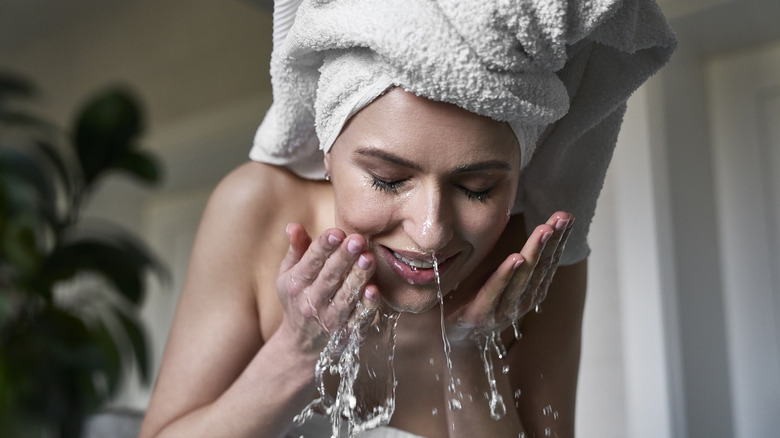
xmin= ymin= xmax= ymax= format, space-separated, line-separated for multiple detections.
xmin=0 ymin=72 xmax=165 ymax=437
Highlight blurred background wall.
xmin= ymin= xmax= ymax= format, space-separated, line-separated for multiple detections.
xmin=1 ymin=0 xmax=778 ymax=436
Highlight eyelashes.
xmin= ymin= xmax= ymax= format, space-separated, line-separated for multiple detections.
xmin=458 ymin=186 xmax=492 ymax=203
xmin=370 ymin=176 xmax=492 ymax=203
xmin=370 ymin=177 xmax=404 ymax=193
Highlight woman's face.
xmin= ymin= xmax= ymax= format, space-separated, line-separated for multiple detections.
xmin=325 ymin=88 xmax=521 ymax=313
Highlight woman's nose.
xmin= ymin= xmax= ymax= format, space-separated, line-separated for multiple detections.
xmin=404 ymin=185 xmax=454 ymax=253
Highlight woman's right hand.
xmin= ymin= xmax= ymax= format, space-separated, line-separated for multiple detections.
xmin=275 ymin=223 xmax=380 ymax=357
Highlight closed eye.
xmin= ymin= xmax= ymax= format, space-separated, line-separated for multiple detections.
xmin=457 ymin=185 xmax=492 ymax=203
xmin=371 ymin=176 xmax=406 ymax=193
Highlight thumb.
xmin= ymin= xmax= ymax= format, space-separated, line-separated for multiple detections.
xmin=352 ymin=285 xmax=381 ymax=334
xmin=279 ymin=223 xmax=311 ymax=273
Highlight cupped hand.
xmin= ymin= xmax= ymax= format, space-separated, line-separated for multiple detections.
xmin=275 ymin=223 xmax=380 ymax=357
xmin=446 ymin=212 xmax=574 ymax=342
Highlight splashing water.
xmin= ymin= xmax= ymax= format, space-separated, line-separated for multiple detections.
xmin=432 ymin=254 xmax=509 ymax=421
xmin=295 ymin=308 xmax=400 ymax=438
xmin=475 ymin=331 xmax=507 ymax=420
xmin=432 ymin=255 xmax=462 ymax=412
xmin=512 ymin=320 xmax=522 ymax=339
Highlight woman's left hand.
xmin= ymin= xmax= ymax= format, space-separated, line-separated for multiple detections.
xmin=445 ymin=211 xmax=574 ymax=342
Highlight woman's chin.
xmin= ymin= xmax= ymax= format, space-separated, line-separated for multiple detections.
xmin=378 ymin=286 xmax=445 ymax=314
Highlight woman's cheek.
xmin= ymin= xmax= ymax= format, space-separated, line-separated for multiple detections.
xmin=461 ymin=199 xmax=513 ymax=253
xmin=334 ymin=184 xmax=397 ymax=235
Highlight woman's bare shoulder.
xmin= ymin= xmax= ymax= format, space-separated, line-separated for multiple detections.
xmin=209 ymin=161 xmax=305 ymax=222
xmin=203 ymin=162 xmax=333 ymax=337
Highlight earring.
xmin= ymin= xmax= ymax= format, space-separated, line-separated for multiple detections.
xmin=324 ymin=172 xmax=330 ymax=181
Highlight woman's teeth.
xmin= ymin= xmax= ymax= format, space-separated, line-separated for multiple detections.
xmin=393 ymin=251 xmax=435 ymax=269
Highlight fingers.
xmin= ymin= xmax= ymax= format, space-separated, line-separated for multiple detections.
xmin=491 ymin=212 xmax=574 ymax=323
xmin=283 ymin=227 xmax=349 ymax=289
xmin=495 ymin=223 xmax=555 ymax=316
xmin=279 ymin=223 xmax=313 ymax=274
xmin=280 ymin=224 xmax=377 ymax=334
xmin=460 ymin=254 xmax=523 ymax=325
xmin=311 ymin=236 xmax=369 ymax=305
xmin=320 ymin=248 xmax=375 ymax=322
xmin=531 ymin=212 xmax=574 ymax=305
xmin=350 ymin=284 xmax=381 ymax=334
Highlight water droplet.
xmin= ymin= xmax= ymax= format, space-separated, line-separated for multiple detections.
xmin=502 ymin=365 xmax=510 ymax=374
xmin=553 ymin=411 xmax=559 ymax=420
xmin=514 ymin=389 xmax=522 ymax=399
xmin=545 ymin=427 xmax=551 ymax=436
xmin=476 ymin=331 xmax=507 ymax=420
xmin=429 ymin=358 xmax=435 ymax=366
xmin=535 ymin=304 xmax=542 ymax=313
xmin=432 ymin=408 xmax=438 ymax=416
xmin=543 ymin=404 xmax=553 ymax=416
xmin=512 ymin=321 xmax=522 ymax=339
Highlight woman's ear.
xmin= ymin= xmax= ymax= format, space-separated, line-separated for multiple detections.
xmin=323 ymin=154 xmax=331 ymax=176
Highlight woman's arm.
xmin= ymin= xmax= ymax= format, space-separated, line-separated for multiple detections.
xmin=139 ymin=163 xmax=377 ymax=438
xmin=138 ymin=164 xmax=312 ymax=438
xmin=508 ymin=258 xmax=587 ymax=437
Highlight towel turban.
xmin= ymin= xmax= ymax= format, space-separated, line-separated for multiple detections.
xmin=250 ymin=0 xmax=676 ymax=264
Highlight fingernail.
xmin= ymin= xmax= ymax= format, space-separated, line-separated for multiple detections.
xmin=347 ymin=239 xmax=362 ymax=254
xmin=328 ymin=234 xmax=342 ymax=247
xmin=513 ymin=258 xmax=524 ymax=270
xmin=555 ymin=218 xmax=570 ymax=231
xmin=358 ymin=254 xmax=371 ymax=270
xmin=365 ymin=288 xmax=377 ymax=301
xmin=541 ymin=231 xmax=553 ymax=244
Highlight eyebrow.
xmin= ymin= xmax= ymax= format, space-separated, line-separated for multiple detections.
xmin=355 ymin=148 xmax=423 ymax=171
xmin=354 ymin=147 xmax=512 ymax=173
xmin=452 ymin=161 xmax=512 ymax=173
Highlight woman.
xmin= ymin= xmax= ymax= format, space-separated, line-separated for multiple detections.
xmin=140 ymin=0 xmax=675 ymax=437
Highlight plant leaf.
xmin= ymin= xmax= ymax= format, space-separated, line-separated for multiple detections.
xmin=0 ymin=72 xmax=34 ymax=101
xmin=33 ymin=139 xmax=73 ymax=206
xmin=112 ymin=149 xmax=162 ymax=184
xmin=90 ymin=319 xmax=122 ymax=397
xmin=0 ymin=146 xmax=58 ymax=216
xmin=73 ymin=89 xmax=143 ymax=185
xmin=113 ymin=310 xmax=150 ymax=384
xmin=0 ymin=215 xmax=41 ymax=273
xmin=0 ymin=110 xmax=57 ymax=133
xmin=43 ymin=239 xmax=153 ymax=304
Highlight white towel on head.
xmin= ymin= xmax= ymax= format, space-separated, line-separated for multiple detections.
xmin=250 ymin=0 xmax=676 ymax=265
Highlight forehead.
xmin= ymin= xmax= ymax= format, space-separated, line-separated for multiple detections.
xmin=331 ymin=88 xmax=520 ymax=166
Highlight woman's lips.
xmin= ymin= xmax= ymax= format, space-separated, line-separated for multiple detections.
xmin=379 ymin=246 xmax=457 ymax=285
